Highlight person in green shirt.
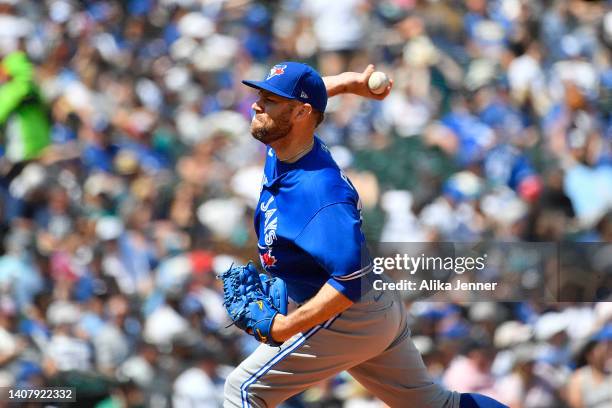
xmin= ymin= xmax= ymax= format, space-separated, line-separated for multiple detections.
xmin=0 ymin=51 xmax=50 ymax=180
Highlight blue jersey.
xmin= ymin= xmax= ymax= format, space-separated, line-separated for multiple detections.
xmin=254 ymin=137 xmax=371 ymax=303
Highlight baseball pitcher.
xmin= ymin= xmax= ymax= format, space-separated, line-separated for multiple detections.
xmin=221 ymin=62 xmax=507 ymax=408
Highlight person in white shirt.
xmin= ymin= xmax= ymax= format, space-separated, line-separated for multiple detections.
xmin=173 ymin=344 xmax=224 ymax=408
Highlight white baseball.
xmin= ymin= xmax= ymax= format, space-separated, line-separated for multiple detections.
xmin=368 ymin=71 xmax=390 ymax=95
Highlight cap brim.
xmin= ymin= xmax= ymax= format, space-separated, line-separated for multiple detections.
xmin=241 ymin=80 xmax=296 ymax=100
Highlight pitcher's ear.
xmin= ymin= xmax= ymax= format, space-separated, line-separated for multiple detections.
xmin=294 ymin=103 xmax=313 ymax=121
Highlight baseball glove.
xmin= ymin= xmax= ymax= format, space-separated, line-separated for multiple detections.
xmin=220 ymin=262 xmax=287 ymax=346
xmin=260 ymin=272 xmax=288 ymax=315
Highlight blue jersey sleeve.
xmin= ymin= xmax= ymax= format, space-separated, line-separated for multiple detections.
xmin=294 ymin=203 xmax=371 ymax=301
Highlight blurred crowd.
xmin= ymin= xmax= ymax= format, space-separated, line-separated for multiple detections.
xmin=0 ymin=0 xmax=611 ymax=407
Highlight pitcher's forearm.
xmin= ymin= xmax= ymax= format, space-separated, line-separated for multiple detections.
xmin=323 ymin=65 xmax=393 ymax=100
xmin=323 ymin=72 xmax=359 ymax=97
xmin=270 ymin=283 xmax=353 ymax=342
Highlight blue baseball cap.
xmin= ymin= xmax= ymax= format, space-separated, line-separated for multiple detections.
xmin=242 ymin=62 xmax=327 ymax=113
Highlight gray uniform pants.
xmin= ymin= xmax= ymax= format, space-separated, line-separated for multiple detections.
xmin=224 ymin=288 xmax=460 ymax=408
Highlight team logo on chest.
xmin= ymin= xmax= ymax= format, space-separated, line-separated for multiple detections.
xmin=259 ymin=248 xmax=277 ymax=268
xmin=260 ymin=195 xmax=278 ymax=246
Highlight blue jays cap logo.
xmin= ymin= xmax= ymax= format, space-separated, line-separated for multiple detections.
xmin=266 ymin=64 xmax=287 ymax=80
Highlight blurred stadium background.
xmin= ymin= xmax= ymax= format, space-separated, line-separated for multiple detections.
xmin=0 ymin=0 xmax=611 ymax=407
